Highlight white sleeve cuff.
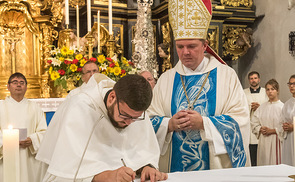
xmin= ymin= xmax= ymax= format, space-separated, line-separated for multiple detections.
xmin=155 ymin=117 xmax=172 ymax=155
xmin=202 ymin=117 xmax=227 ymax=155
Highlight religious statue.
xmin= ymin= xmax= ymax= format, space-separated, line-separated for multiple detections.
xmin=236 ymin=27 xmax=253 ymax=49
xmin=158 ymin=43 xmax=172 ymax=72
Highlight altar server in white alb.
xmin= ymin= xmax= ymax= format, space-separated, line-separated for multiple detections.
xmin=280 ymin=74 xmax=295 ymax=166
xmin=36 ymin=74 xmax=168 ymax=182
xmin=0 ymin=72 xmax=47 ymax=182
xmin=148 ymin=0 xmax=250 ymax=172
xmin=244 ymin=71 xmax=268 ymax=166
xmin=251 ymin=79 xmax=283 ymax=166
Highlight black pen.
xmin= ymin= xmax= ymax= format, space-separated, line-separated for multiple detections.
xmin=121 ymin=158 xmax=134 ymax=182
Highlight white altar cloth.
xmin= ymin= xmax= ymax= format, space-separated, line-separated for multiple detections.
xmin=135 ymin=165 xmax=295 ymax=182
xmin=29 ymin=98 xmax=65 ymax=112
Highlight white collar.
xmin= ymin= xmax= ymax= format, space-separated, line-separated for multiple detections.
xmin=182 ymin=56 xmax=209 ymax=74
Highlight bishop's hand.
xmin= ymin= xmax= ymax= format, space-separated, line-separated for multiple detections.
xmin=168 ymin=110 xmax=189 ymax=132
xmin=185 ymin=110 xmax=204 ymax=130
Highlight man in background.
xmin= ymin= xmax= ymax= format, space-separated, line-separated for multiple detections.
xmin=0 ymin=72 xmax=47 ymax=182
xmin=139 ymin=70 xmax=156 ymax=89
xmin=67 ymin=61 xmax=99 ymax=98
xmin=244 ymin=71 xmax=268 ymax=166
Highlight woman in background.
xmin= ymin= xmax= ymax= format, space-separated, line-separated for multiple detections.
xmin=252 ymin=79 xmax=284 ymax=165
xmin=281 ymin=74 xmax=295 ymax=166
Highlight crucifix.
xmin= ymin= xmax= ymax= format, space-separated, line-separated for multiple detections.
xmin=2 ymin=27 xmax=23 ymax=74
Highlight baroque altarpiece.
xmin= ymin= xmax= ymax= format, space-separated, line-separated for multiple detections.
xmin=0 ymin=0 xmax=255 ymax=98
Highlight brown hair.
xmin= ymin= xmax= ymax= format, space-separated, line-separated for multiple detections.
xmin=8 ymin=72 xmax=27 ymax=84
xmin=114 ymin=74 xmax=152 ymax=111
xmin=248 ymin=71 xmax=260 ymax=79
xmin=265 ymin=79 xmax=279 ymax=91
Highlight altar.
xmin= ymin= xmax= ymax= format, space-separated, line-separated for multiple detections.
xmin=29 ymin=98 xmax=65 ymax=125
xmin=134 ymin=165 xmax=295 ymax=182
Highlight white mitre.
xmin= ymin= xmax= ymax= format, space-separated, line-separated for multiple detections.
xmin=169 ymin=0 xmax=212 ymax=40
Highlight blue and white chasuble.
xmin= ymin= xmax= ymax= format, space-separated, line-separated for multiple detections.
xmin=150 ymin=59 xmax=248 ymax=172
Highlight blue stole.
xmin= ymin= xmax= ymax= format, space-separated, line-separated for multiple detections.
xmin=151 ymin=68 xmax=246 ymax=172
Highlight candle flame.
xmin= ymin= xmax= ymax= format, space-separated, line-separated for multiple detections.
xmin=8 ymin=125 xmax=13 ymax=130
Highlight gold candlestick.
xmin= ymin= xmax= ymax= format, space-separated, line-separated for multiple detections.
xmin=85 ymin=33 xmax=95 ymax=58
xmin=58 ymin=28 xmax=73 ymax=48
xmin=107 ymin=34 xmax=115 ymax=58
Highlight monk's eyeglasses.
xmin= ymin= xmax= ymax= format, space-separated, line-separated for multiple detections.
xmin=116 ymin=99 xmax=145 ymax=121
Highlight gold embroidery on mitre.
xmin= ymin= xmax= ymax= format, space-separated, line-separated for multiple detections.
xmin=169 ymin=0 xmax=212 ymax=40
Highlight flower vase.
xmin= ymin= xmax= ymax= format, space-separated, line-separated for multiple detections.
xmin=56 ymin=85 xmax=68 ymax=98
xmin=66 ymin=78 xmax=76 ymax=92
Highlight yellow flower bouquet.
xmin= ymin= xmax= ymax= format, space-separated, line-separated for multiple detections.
xmin=47 ymin=46 xmax=138 ymax=89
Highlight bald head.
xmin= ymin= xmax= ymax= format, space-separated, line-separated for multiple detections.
xmin=139 ymin=71 xmax=156 ymax=89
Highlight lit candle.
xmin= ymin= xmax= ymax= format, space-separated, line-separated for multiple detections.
xmin=65 ymin=0 xmax=69 ymax=26
xmin=87 ymin=0 xmax=91 ymax=32
xmin=97 ymin=10 xmax=100 ymax=53
xmin=3 ymin=125 xmax=20 ymax=182
xmin=108 ymin=0 xmax=112 ymax=35
xmin=76 ymin=5 xmax=80 ymax=48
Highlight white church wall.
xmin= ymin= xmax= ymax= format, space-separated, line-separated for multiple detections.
xmin=239 ymin=0 xmax=295 ymax=102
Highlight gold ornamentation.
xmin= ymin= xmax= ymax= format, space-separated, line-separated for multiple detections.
xmin=90 ymin=22 xmax=123 ymax=57
xmin=86 ymin=33 xmax=96 ymax=58
xmin=40 ymin=23 xmax=58 ymax=98
xmin=69 ymin=0 xmax=85 ymax=7
xmin=222 ymin=26 xmax=252 ymax=60
xmin=207 ymin=26 xmax=219 ymax=54
xmin=0 ymin=0 xmax=61 ymax=98
xmin=169 ymin=0 xmax=212 ymax=40
xmin=161 ymin=22 xmax=172 ymax=72
xmin=220 ymin=0 xmax=253 ymax=8
xmin=50 ymin=0 xmax=64 ymax=27
xmin=107 ymin=34 xmax=116 ymax=58
xmin=58 ymin=29 xmax=74 ymax=49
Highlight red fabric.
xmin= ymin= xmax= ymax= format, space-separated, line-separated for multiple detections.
xmin=202 ymin=0 xmax=212 ymax=14
xmin=206 ymin=46 xmax=226 ymax=65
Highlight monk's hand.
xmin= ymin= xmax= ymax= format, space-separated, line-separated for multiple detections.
xmin=19 ymin=137 xmax=32 ymax=148
xmin=92 ymin=167 xmax=135 ymax=182
xmin=116 ymin=166 xmax=135 ymax=182
xmin=168 ymin=110 xmax=189 ymax=132
xmin=140 ymin=166 xmax=168 ymax=182
xmin=184 ymin=110 xmax=204 ymax=130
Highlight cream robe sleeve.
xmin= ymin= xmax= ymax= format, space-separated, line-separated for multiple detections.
xmin=27 ymin=101 xmax=47 ymax=154
xmin=251 ymin=105 xmax=262 ymax=139
xmin=148 ymin=68 xmax=175 ymax=155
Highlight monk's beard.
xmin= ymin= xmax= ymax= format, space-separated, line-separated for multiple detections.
xmin=107 ymin=102 xmax=127 ymax=129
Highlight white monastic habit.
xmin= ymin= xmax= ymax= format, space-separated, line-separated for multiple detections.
xmin=280 ymin=97 xmax=295 ymax=166
xmin=0 ymin=96 xmax=47 ymax=182
xmin=36 ymin=73 xmax=160 ymax=181
xmin=66 ymin=82 xmax=87 ymax=99
xmin=148 ymin=54 xmax=250 ymax=173
xmin=244 ymin=87 xmax=268 ymax=146
xmin=251 ymin=100 xmax=284 ymax=166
